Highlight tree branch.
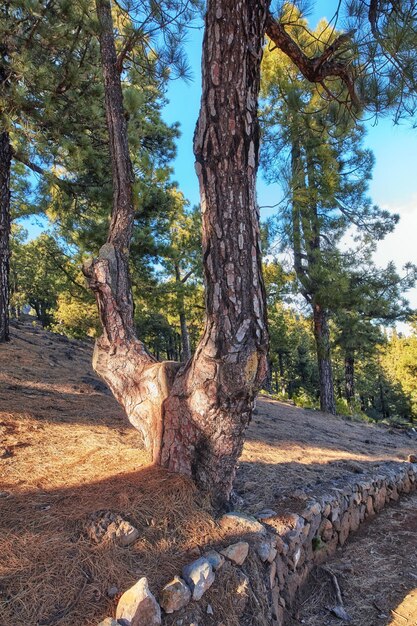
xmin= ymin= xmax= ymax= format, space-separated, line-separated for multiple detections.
xmin=265 ymin=12 xmax=359 ymax=107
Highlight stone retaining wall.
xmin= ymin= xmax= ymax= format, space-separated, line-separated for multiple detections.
xmin=100 ymin=461 xmax=417 ymax=626
xmin=263 ymin=461 xmax=417 ymax=625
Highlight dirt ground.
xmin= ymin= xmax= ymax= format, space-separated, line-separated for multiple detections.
xmin=1 ymin=320 xmax=417 ymax=625
xmin=287 ymin=490 xmax=417 ymax=626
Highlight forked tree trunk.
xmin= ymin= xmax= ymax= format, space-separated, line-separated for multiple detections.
xmin=0 ymin=130 xmax=11 ymax=343
xmin=87 ymin=0 xmax=269 ymax=507
xmin=159 ymin=0 xmax=269 ymax=504
xmin=344 ymin=352 xmax=355 ymax=404
xmin=312 ymin=302 xmax=336 ymax=414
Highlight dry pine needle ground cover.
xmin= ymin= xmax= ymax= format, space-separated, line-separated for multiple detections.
xmin=1 ymin=320 xmax=416 ymax=625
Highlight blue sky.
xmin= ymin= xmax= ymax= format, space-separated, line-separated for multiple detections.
xmin=161 ymin=3 xmax=417 ymax=311
xmin=22 ymin=2 xmax=417 ymax=311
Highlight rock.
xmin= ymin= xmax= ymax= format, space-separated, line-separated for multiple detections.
xmin=114 ymin=520 xmax=140 ymax=547
xmin=302 ymin=501 xmax=321 ymax=521
xmin=408 ymin=454 xmax=417 ymax=463
xmin=159 ymin=577 xmax=191 ymax=614
xmin=221 ymin=541 xmax=249 ymax=565
xmin=256 ymin=508 xmax=278 ymax=521
xmin=182 ymin=558 xmax=215 ymax=601
xmin=319 ymin=519 xmax=333 ymax=542
xmin=289 ymin=489 xmax=308 ymax=501
xmin=233 ymin=570 xmax=250 ymax=613
xmin=97 ymin=619 xmax=119 ymax=626
xmin=107 ymin=585 xmax=119 ymax=598
xmin=116 ymin=577 xmax=161 ymax=626
xmin=87 ymin=511 xmax=139 ymax=547
xmin=256 ymin=541 xmax=271 ymax=562
xmin=269 ymin=561 xmax=277 ymax=589
xmin=204 ymin=550 xmax=224 ymax=571
xmin=207 ymin=604 xmax=214 ymax=615
xmin=267 ymin=547 xmax=278 ymax=563
xmin=330 ymin=605 xmax=352 ymax=622
xmin=219 ymin=512 xmax=265 ymax=535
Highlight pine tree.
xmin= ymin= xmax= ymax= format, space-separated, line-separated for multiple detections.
xmin=260 ymin=9 xmax=398 ymax=414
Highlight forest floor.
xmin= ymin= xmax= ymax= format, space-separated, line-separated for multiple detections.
xmin=1 ymin=319 xmax=417 ymax=625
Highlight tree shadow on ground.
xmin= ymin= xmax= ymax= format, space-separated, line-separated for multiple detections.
xmin=1 ymin=457 xmax=416 ymax=626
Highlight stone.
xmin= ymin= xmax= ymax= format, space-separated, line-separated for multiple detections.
xmin=269 ymin=561 xmax=277 ymax=589
xmin=276 ymin=556 xmax=288 ymax=587
xmin=349 ymin=507 xmax=360 ymax=532
xmin=182 ymin=558 xmax=215 ymax=601
xmin=256 ymin=508 xmax=278 ymax=521
xmin=116 ymin=577 xmax=161 ymax=626
xmin=290 ymin=489 xmax=308 ymax=501
xmin=256 ymin=541 xmax=271 ymax=562
xmin=219 ymin=512 xmax=265 ymax=535
xmin=374 ymin=486 xmax=387 ymax=512
xmin=366 ymin=495 xmax=375 ymax=517
xmin=275 ymin=536 xmax=287 ymax=555
xmin=107 ymin=585 xmax=119 ymax=598
xmin=302 ymin=501 xmax=321 ymax=521
xmin=87 ymin=510 xmax=139 ymax=547
xmin=319 ymin=519 xmax=333 ymax=542
xmin=206 ymin=604 xmax=214 ymax=615
xmin=97 ymin=619 xmax=119 ymax=626
xmin=159 ymin=577 xmax=191 ymax=614
xmin=408 ymin=454 xmax=417 ymax=463
xmin=114 ymin=520 xmax=140 ymax=547
xmin=338 ymin=512 xmax=351 ymax=546
xmin=221 ymin=541 xmax=249 ymax=565
xmin=267 ymin=547 xmax=278 ymax=563
xmin=292 ymin=546 xmax=301 ymax=569
xmin=271 ymin=585 xmax=280 ymax=620
xmin=204 ymin=549 xmax=224 ymax=571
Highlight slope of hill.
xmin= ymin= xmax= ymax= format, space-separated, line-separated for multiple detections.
xmin=1 ymin=320 xmax=416 ymax=625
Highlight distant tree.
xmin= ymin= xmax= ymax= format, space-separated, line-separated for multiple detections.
xmin=260 ymin=11 xmax=397 ymax=414
xmin=333 ymin=258 xmax=416 ymax=404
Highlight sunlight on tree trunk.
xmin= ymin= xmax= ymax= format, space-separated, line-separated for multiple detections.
xmin=86 ymin=0 xmax=269 ymax=507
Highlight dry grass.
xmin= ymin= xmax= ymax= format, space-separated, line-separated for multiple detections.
xmin=1 ymin=320 xmax=416 ymax=625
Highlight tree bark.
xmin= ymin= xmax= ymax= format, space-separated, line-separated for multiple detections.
xmin=0 ymin=130 xmax=11 ymax=343
xmin=344 ymin=352 xmax=355 ymax=404
xmin=159 ymin=0 xmax=269 ymax=506
xmin=313 ymin=301 xmax=336 ymax=414
xmin=87 ymin=0 xmax=269 ymax=507
xmin=84 ymin=0 xmax=179 ymax=460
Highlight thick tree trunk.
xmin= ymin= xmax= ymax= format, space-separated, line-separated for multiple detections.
xmin=88 ymin=0 xmax=269 ymax=507
xmin=313 ymin=302 xmax=336 ymax=414
xmin=159 ymin=0 xmax=269 ymax=506
xmin=344 ymin=352 xmax=355 ymax=404
xmin=0 ymin=130 xmax=11 ymax=343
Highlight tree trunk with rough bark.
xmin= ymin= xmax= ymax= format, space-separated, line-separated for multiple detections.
xmin=344 ymin=352 xmax=355 ymax=404
xmin=84 ymin=0 xmax=179 ymax=461
xmin=160 ymin=0 xmax=270 ymax=505
xmin=86 ymin=0 xmax=269 ymax=507
xmin=313 ymin=301 xmax=336 ymax=414
xmin=0 ymin=130 xmax=11 ymax=343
